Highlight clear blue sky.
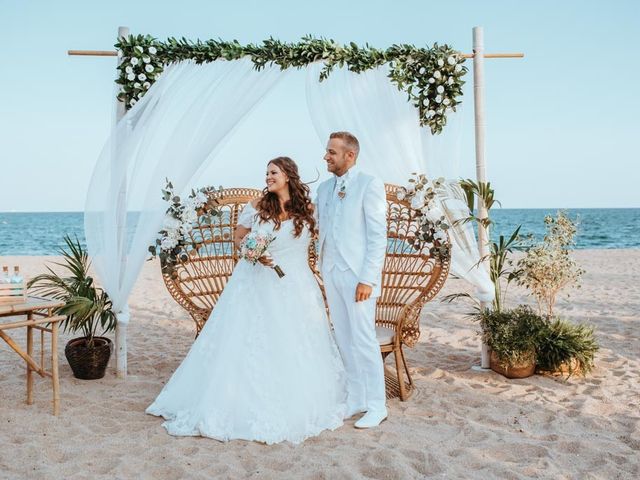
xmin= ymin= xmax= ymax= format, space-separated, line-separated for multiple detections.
xmin=1 ymin=0 xmax=638 ymax=211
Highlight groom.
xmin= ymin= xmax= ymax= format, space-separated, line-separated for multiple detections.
xmin=316 ymin=131 xmax=388 ymax=429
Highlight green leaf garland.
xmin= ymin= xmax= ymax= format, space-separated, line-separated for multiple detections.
xmin=115 ymin=34 xmax=467 ymax=134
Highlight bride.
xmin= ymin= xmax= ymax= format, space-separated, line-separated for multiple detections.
xmin=146 ymin=156 xmax=347 ymax=444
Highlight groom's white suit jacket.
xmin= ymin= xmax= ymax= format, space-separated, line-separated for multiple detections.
xmin=316 ymin=167 xmax=387 ymax=297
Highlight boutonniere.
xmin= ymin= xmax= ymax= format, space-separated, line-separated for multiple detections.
xmin=338 ymin=184 xmax=346 ymax=199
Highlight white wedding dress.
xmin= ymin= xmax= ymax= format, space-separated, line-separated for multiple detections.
xmin=146 ymin=202 xmax=347 ymax=444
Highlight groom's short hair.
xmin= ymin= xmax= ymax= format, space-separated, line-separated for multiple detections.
xmin=330 ymin=131 xmax=360 ymax=158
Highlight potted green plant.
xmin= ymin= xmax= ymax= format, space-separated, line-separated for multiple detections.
xmin=477 ymin=305 xmax=546 ymax=378
xmin=28 ymin=235 xmax=116 ymax=379
xmin=536 ymin=317 xmax=598 ymax=378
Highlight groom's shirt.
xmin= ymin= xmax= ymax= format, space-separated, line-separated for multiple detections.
xmin=323 ymin=167 xmax=355 ymax=275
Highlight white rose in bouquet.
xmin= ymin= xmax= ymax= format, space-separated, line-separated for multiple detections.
xmin=437 ymin=85 xmax=445 ymax=94
xmin=435 ymin=95 xmax=443 ymax=103
xmin=443 ymin=98 xmax=451 ymax=106
xmin=454 ymin=64 xmax=462 ymax=73
xmin=437 ymin=58 xmax=444 ymax=67
xmin=148 ymin=46 xmax=157 ymax=55
xmin=138 ymin=73 xmax=147 ymax=81
xmin=428 ymin=77 xmax=435 ymax=84
xmin=130 ymin=57 xmax=139 ymax=66
xmin=433 ymin=70 xmax=442 ymax=79
xmin=127 ymin=73 xmax=136 ymax=81
xmin=125 ymin=66 xmax=133 ymax=74
xmin=145 ymin=64 xmax=154 ymax=73
xmin=447 ymin=56 xmax=456 ymax=65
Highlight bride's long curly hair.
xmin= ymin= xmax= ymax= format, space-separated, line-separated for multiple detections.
xmin=256 ymin=156 xmax=315 ymax=237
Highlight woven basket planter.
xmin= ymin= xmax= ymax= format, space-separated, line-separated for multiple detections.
xmin=490 ymin=350 xmax=536 ymax=379
xmin=65 ymin=336 xmax=113 ymax=380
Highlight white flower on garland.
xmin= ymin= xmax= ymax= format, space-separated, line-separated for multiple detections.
xmin=148 ymin=46 xmax=157 ymax=55
xmin=125 ymin=66 xmax=133 ymax=74
xmin=428 ymin=77 xmax=435 ymax=84
xmin=134 ymin=46 xmax=144 ymax=54
xmin=138 ymin=73 xmax=147 ymax=81
xmin=130 ymin=57 xmax=139 ymax=66
xmin=447 ymin=56 xmax=456 ymax=65
xmin=427 ymin=109 xmax=435 ymax=118
xmin=134 ymin=82 xmax=141 ymax=88
xmin=143 ymin=56 xmax=151 ymax=64
xmin=435 ymin=95 xmax=443 ymax=103
xmin=436 ymin=85 xmax=445 ymax=94
xmin=145 ymin=64 xmax=154 ymax=73
xmin=127 ymin=73 xmax=136 ymax=81
xmin=443 ymin=98 xmax=451 ymax=106
xmin=455 ymin=64 xmax=462 ymax=73
xmin=143 ymin=81 xmax=151 ymax=89
xmin=422 ymin=98 xmax=429 ymax=106
xmin=448 ymin=77 xmax=454 ymax=85
xmin=433 ymin=70 xmax=442 ymax=79
xmin=437 ymin=58 xmax=444 ymax=67
xmin=419 ymin=67 xmax=426 ymax=75
xmin=130 ymin=98 xmax=137 ymax=106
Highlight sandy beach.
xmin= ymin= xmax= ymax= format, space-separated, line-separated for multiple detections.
xmin=0 ymin=249 xmax=638 ymax=479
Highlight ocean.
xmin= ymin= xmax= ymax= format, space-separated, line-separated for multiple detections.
xmin=0 ymin=209 xmax=638 ymax=256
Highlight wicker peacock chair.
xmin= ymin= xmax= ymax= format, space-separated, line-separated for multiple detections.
xmin=162 ymin=185 xmax=451 ymax=400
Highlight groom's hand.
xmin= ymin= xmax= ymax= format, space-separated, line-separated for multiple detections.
xmin=355 ymin=283 xmax=373 ymax=302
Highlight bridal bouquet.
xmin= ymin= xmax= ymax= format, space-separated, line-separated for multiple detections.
xmin=240 ymin=232 xmax=285 ymax=278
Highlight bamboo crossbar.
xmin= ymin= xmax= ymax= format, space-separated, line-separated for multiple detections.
xmin=68 ymin=49 xmax=524 ymax=59
xmin=0 ymin=315 xmax=65 ymax=330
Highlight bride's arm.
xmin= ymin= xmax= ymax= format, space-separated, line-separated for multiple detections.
xmin=234 ymin=199 xmax=259 ymax=248
xmin=233 ymin=225 xmax=250 ymax=249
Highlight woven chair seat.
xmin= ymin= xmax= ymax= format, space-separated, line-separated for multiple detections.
xmin=376 ymin=326 xmax=396 ymax=345
xmin=162 ymin=184 xmax=451 ymax=401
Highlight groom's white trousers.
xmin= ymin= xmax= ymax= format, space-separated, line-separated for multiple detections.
xmin=322 ymin=266 xmax=386 ymax=413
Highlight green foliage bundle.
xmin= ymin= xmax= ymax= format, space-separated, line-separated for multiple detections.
xmin=536 ymin=317 xmax=598 ymax=376
xmin=477 ymin=305 xmax=544 ymax=368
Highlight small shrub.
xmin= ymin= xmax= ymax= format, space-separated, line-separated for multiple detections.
xmin=536 ymin=318 xmax=599 ymax=377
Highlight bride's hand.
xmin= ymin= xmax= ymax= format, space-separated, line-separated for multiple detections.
xmin=257 ymin=254 xmax=274 ymax=268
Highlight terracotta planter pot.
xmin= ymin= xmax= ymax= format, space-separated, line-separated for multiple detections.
xmin=490 ymin=351 xmax=536 ymax=379
xmin=65 ymin=337 xmax=113 ymax=380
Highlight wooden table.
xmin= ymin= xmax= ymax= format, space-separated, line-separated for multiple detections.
xmin=0 ymin=297 xmax=65 ymax=415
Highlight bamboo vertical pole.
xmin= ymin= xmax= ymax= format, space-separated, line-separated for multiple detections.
xmin=26 ymin=322 xmax=33 ymax=404
xmin=473 ymin=26 xmax=491 ymax=369
xmin=114 ymin=25 xmax=129 ymax=379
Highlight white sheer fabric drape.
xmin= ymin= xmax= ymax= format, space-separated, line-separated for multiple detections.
xmin=305 ymin=64 xmax=494 ymax=301
xmin=85 ymin=59 xmax=284 ymax=320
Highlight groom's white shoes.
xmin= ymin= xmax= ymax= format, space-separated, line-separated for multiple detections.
xmin=354 ymin=409 xmax=388 ymax=429
xmin=345 ymin=405 xmax=367 ymax=419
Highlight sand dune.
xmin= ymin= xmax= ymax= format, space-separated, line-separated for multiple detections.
xmin=0 ymin=250 xmax=638 ymax=479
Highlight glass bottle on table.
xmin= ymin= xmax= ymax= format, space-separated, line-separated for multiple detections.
xmin=11 ymin=266 xmax=23 ymax=284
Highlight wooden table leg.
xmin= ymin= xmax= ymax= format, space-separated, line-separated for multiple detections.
xmin=27 ymin=324 xmax=34 ymax=405
xmin=51 ymin=320 xmax=60 ymax=416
